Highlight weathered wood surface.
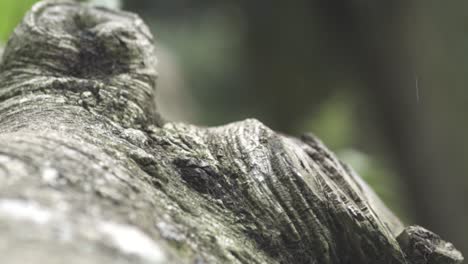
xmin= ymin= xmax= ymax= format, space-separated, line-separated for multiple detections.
xmin=0 ymin=1 xmax=463 ymax=263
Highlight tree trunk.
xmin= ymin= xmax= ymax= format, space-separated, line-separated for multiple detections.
xmin=0 ymin=1 xmax=462 ymax=263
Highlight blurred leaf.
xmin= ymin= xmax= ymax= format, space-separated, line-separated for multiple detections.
xmin=0 ymin=0 xmax=38 ymax=43
xmin=304 ymin=92 xmax=355 ymax=150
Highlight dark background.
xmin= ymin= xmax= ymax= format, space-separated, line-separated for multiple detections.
xmin=1 ymin=0 xmax=467 ymax=256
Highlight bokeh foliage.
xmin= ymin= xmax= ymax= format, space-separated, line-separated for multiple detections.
xmin=0 ymin=0 xmax=37 ymax=43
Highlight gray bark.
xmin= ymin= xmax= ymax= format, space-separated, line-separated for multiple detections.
xmin=0 ymin=1 xmax=462 ymax=263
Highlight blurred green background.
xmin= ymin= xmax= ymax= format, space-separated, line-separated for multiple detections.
xmin=1 ymin=0 xmax=467 ymax=255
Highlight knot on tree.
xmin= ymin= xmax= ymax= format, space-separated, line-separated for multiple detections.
xmin=0 ymin=2 xmax=463 ymax=264
xmin=0 ymin=0 xmax=160 ymax=129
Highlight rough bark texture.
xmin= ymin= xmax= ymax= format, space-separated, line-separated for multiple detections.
xmin=0 ymin=1 xmax=463 ymax=263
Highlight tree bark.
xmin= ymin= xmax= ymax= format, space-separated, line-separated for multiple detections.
xmin=0 ymin=1 xmax=462 ymax=263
